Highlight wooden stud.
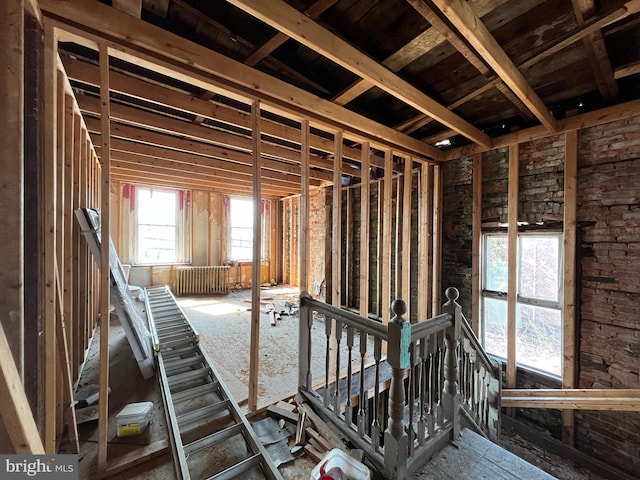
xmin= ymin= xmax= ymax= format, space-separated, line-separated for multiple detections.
xmin=0 ymin=0 xmax=25 ymax=380
xmin=381 ymin=151 xmax=393 ymax=324
xmin=402 ymin=156 xmax=412 ymax=320
xmin=248 ymin=99 xmax=262 ymax=412
xmin=418 ymin=163 xmax=431 ymax=321
xmin=431 ymin=165 xmax=442 ymax=314
xmin=507 ymin=144 xmax=519 ymax=391
xmin=332 ymin=132 xmax=343 ymax=307
xmin=43 ymin=21 xmax=58 ymax=454
xmin=64 ymin=96 xmax=75 ymax=373
xmin=345 ymin=188 xmax=350 ymax=306
xmin=471 ymin=153 xmax=482 ymax=334
xmin=359 ymin=143 xmax=370 ymax=318
xmin=71 ymin=117 xmax=82 ymax=381
xmin=0 ymin=321 xmax=45 ymax=454
xmin=97 ymin=43 xmax=111 ymax=471
xmin=563 ymin=130 xmax=578 ymax=445
xmin=300 ymin=119 xmax=310 ymax=292
xmin=394 ymin=174 xmax=401 ymax=299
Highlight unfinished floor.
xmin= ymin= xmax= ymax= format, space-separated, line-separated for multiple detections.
xmin=71 ymin=286 xmax=610 ymax=480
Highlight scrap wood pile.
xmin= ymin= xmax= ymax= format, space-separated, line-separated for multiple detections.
xmin=265 ymin=399 xmax=366 ymax=466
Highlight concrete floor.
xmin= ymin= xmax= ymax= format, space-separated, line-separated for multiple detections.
xmin=71 ymin=286 xmax=609 ymax=480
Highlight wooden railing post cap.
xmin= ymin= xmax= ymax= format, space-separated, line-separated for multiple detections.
xmin=391 ymin=298 xmax=407 ymax=320
xmin=300 ymin=290 xmax=311 ymax=300
xmin=444 ymin=287 xmax=460 ymax=306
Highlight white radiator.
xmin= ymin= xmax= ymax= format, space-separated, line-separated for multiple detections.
xmin=173 ymin=265 xmax=230 ymax=295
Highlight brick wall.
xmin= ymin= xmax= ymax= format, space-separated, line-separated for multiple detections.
xmin=442 ymin=115 xmax=640 ymax=476
xmin=575 ymin=115 xmax=640 ymax=477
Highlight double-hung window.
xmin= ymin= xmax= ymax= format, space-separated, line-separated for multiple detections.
xmin=229 ymin=198 xmax=254 ymax=261
xmin=482 ymin=232 xmax=563 ymax=377
xmin=135 ymin=187 xmax=179 ymax=264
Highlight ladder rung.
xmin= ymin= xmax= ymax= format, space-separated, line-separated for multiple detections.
xmin=163 ymin=345 xmax=198 ymax=358
xmin=171 ymin=382 xmax=218 ymax=404
xmin=207 ymin=454 xmax=262 ymax=480
xmin=183 ymin=422 xmax=243 ymax=456
xmin=168 ymin=367 xmax=211 ymax=388
xmin=177 ymin=399 xmax=231 ymax=430
xmin=165 ymin=357 xmax=205 ymax=375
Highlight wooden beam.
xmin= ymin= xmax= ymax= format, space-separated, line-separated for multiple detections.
xmin=97 ymin=43 xmax=111 ymax=471
xmin=0 ymin=321 xmax=45 ymax=454
xmin=243 ymin=0 xmax=337 ymax=66
xmin=332 ymin=132 xmax=343 ymax=307
xmin=63 ymin=97 xmax=75 ymax=382
xmin=615 ymin=59 xmax=640 ymax=79
xmin=506 ymin=144 xmax=519 ymax=391
xmin=381 ymin=151 xmax=393 ymax=324
xmin=471 ymin=153 xmax=482 ymax=334
xmin=430 ymin=0 xmax=557 ymax=132
xmin=300 ymin=120 xmax=310 ymax=293
xmin=248 ymin=100 xmax=262 ymax=412
xmin=402 ymin=157 xmax=412 ymax=320
xmin=442 ymin=98 xmax=640 ymax=160
xmin=359 ymin=143 xmax=370 ymax=318
xmin=227 ymin=0 xmax=491 ymax=147
xmin=0 ymin=0 xmax=25 ymax=381
xmin=571 ymin=0 xmax=619 ymax=99
xmin=418 ymin=164 xmax=432 ymax=321
xmin=112 ymin=0 xmax=142 ymax=17
xmin=502 ymin=389 xmax=640 ymax=411
xmin=40 ymin=0 xmax=440 ymax=160
xmin=43 ymin=21 xmax=58 ymax=454
xmin=431 ymin=165 xmax=443 ymax=314
xmin=563 ymin=130 xmax=578 ymax=446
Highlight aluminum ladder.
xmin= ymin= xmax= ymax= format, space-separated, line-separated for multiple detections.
xmin=145 ymin=285 xmax=283 ymax=480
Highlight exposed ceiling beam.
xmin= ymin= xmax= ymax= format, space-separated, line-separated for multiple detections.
xmin=243 ymin=0 xmax=338 ymax=67
xmin=571 ymin=0 xmax=619 ymax=99
xmin=332 ymin=0 xmax=509 ymax=106
xmin=112 ymin=0 xmax=141 ymax=18
xmin=41 ymin=0 xmax=440 ymax=160
xmin=615 ymin=60 xmax=640 ymax=79
xmin=83 ymin=118 xmax=336 ymax=182
xmin=429 ymin=0 xmax=558 ymax=132
xmin=227 ymin=0 xmax=492 ymax=147
xmin=407 ymin=0 xmax=535 ymax=122
xmin=62 ymin=55 xmax=377 ymax=172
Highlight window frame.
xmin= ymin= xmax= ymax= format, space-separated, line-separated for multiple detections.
xmin=480 ymin=231 xmax=564 ymax=378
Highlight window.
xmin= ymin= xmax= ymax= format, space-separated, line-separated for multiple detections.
xmin=481 ymin=232 xmax=563 ymax=377
xmin=230 ymin=198 xmax=254 ymax=261
xmin=136 ymin=188 xmax=179 ymax=264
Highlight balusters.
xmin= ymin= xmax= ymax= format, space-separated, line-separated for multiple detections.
xmin=334 ymin=319 xmax=343 ymax=417
xmin=345 ymin=325 xmax=354 ymax=426
xmin=358 ymin=329 xmax=367 ymax=437
xmin=371 ymin=336 xmax=382 ymax=451
xmin=417 ymin=335 xmax=428 ymax=445
xmin=324 ymin=315 xmax=332 ymax=407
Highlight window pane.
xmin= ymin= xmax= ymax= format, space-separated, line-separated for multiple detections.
xmin=137 ymin=225 xmax=176 ymax=263
xmin=138 ymin=189 xmax=176 ymax=225
xmin=519 ymin=236 xmax=560 ymax=302
xmin=516 ymin=304 xmax=561 ymax=377
xmin=483 ymin=297 xmax=507 ymax=359
xmin=230 ymin=199 xmax=254 ymax=259
xmin=485 ymin=236 xmax=508 ymax=292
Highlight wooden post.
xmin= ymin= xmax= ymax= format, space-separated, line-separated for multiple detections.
xmin=0 ymin=0 xmax=25 ymax=383
xmin=442 ymin=287 xmax=461 ymax=437
xmin=432 ymin=165 xmax=443 ymax=314
xmin=471 ymin=153 xmax=482 ymax=334
xmin=402 ymin=156 xmax=412 ymax=321
xmin=43 ymin=21 xmax=58 ymax=454
xmin=563 ymin=130 xmax=578 ymax=445
xmin=300 ymin=120 xmax=309 ymax=292
xmin=248 ymin=99 xmax=262 ymax=412
xmin=359 ymin=143 xmax=370 ymax=318
xmin=63 ymin=96 xmax=75 ymax=370
xmin=97 ymin=43 xmax=111 ymax=471
xmin=507 ymin=144 xmax=519 ymax=391
xmin=418 ymin=164 xmax=432 ymax=321
xmin=332 ymin=131 xmax=343 ymax=308
xmin=382 ymin=151 xmax=393 ymax=325
xmin=383 ymin=299 xmax=409 ymax=479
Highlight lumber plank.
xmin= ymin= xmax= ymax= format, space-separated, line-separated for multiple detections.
xmin=507 ymin=144 xmax=519 ymax=391
xmin=359 ymin=143 xmax=370 ymax=318
xmin=381 ymin=151 xmax=393 ymax=324
xmin=471 ymin=153 xmax=482 ymax=334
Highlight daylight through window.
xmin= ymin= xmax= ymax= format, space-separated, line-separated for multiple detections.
xmin=230 ymin=198 xmax=254 ymax=261
xmin=136 ymin=188 xmax=178 ymax=264
xmin=481 ymin=232 xmax=563 ymax=377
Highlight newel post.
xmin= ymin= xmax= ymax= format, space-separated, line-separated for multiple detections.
xmin=442 ymin=287 xmax=462 ymax=438
xmin=298 ymin=291 xmax=313 ymax=392
xmin=384 ymin=299 xmax=410 ymax=480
